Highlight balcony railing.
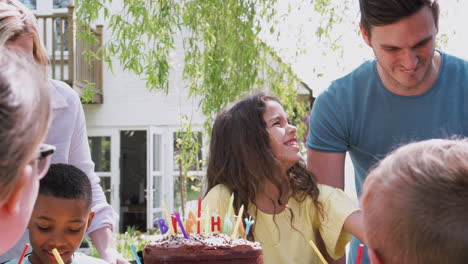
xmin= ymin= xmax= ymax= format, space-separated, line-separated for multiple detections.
xmin=75 ymin=25 xmax=104 ymax=103
xmin=35 ymin=6 xmax=103 ymax=103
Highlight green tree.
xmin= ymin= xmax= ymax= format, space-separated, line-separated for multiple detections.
xmin=76 ymin=0 xmax=323 ymax=211
xmin=75 ymin=0 xmax=320 ymax=129
xmin=76 ymin=0 xmax=462 ymax=218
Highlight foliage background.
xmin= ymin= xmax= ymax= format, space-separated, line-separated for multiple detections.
xmin=76 ymin=0 xmax=466 ymax=214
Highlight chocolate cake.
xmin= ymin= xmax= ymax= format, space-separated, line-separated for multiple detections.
xmin=143 ymin=233 xmax=263 ymax=264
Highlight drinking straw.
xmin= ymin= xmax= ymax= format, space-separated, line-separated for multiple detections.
xmin=308 ymin=240 xmax=328 ymax=264
xmin=17 ymin=244 xmax=29 ymax=264
xmin=51 ymin=248 xmax=65 ymax=264
xmin=356 ymin=244 xmax=364 ymax=264
xmin=130 ymin=245 xmax=142 ymax=264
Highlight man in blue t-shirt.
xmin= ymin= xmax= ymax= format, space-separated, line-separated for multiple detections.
xmin=307 ymin=0 xmax=468 ymax=263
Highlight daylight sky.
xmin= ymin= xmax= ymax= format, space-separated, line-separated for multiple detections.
xmin=260 ymin=0 xmax=468 ymax=197
xmin=262 ymin=0 xmax=468 ymax=95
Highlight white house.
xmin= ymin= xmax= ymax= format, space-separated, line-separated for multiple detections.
xmin=28 ymin=0 xmax=313 ymax=233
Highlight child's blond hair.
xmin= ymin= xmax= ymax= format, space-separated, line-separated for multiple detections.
xmin=362 ymin=138 xmax=468 ymax=264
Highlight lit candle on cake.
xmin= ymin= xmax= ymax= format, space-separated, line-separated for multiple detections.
xmin=171 ymin=214 xmax=178 ymax=233
xmin=211 ymin=214 xmax=221 ymax=232
xmin=204 ymin=206 xmax=210 ymax=236
xmin=156 ymin=218 xmax=169 ymax=235
xmin=244 ymin=216 xmax=255 ymax=238
xmin=238 ymin=219 xmax=245 ymax=236
xmin=162 ymin=201 xmax=175 ymax=235
xmin=186 ymin=211 xmax=197 ymax=234
xmin=226 ymin=193 xmax=234 ymax=219
xmin=223 ymin=216 xmax=233 ymax=234
xmin=197 ymin=197 xmax=202 ymax=234
xmin=231 ymin=205 xmax=244 ymax=238
xmin=174 ymin=211 xmax=189 ymax=238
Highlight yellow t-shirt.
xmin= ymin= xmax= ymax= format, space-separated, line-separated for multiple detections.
xmin=203 ymin=184 xmax=359 ymax=264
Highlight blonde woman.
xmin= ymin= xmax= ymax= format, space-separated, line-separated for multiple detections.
xmin=0 ymin=48 xmax=53 ymax=254
xmin=0 ymin=1 xmax=125 ymax=263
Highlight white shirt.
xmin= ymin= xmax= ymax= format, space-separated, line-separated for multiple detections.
xmin=46 ymin=79 xmax=117 ymax=232
xmin=0 ymin=80 xmax=117 ymax=263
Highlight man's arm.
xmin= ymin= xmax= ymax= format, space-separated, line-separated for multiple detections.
xmin=307 ymin=148 xmax=346 ymax=190
xmin=62 ymin=83 xmax=126 ymax=263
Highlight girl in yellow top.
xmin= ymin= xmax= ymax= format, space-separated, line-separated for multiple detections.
xmin=203 ymin=93 xmax=364 ymax=264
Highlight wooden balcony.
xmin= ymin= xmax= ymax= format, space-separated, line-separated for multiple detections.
xmin=36 ymin=6 xmax=103 ymax=103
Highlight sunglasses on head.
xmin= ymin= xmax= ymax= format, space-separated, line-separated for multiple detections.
xmin=30 ymin=143 xmax=55 ymax=179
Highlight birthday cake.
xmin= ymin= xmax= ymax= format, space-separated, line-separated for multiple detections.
xmin=143 ymin=233 xmax=263 ymax=264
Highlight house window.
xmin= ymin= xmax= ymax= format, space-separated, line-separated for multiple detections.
xmin=89 ymin=136 xmax=111 ymax=172
xmin=53 ymin=0 xmax=69 ymax=9
xmin=19 ymin=0 xmax=70 ymax=11
xmin=88 ymin=136 xmax=112 ymax=203
xmin=19 ymin=0 xmax=36 ymax=9
xmin=172 ymin=131 xmax=204 ymax=213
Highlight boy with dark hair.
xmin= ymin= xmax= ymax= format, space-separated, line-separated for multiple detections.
xmin=6 ymin=164 xmax=107 ymax=264
xmin=362 ymin=139 xmax=468 ymax=264
xmin=307 ymin=0 xmax=468 ymax=263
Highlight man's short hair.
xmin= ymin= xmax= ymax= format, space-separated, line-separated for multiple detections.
xmin=362 ymin=139 xmax=468 ymax=264
xmin=40 ymin=163 xmax=92 ymax=208
xmin=359 ymin=0 xmax=439 ymax=38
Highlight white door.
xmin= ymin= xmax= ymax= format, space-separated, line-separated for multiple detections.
xmin=147 ymin=127 xmax=166 ymax=229
xmin=87 ymin=129 xmax=120 ymax=218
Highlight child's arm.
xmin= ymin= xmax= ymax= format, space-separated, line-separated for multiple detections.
xmin=343 ymin=210 xmax=365 ymax=243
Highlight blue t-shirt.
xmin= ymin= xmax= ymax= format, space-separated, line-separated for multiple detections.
xmin=307 ymin=51 xmax=468 ymax=264
xmin=5 ymin=252 xmax=107 ymax=264
xmin=308 ymin=52 xmax=468 ymax=196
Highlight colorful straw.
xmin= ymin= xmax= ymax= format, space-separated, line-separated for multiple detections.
xmin=308 ymin=240 xmax=328 ymax=264
xmin=130 ymin=245 xmax=142 ymax=264
xmin=17 ymin=244 xmax=29 ymax=264
xmin=356 ymin=243 xmax=364 ymax=264
xmin=51 ymin=248 xmax=65 ymax=264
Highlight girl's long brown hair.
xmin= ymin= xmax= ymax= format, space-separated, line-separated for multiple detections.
xmin=205 ymin=93 xmax=322 ymax=240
